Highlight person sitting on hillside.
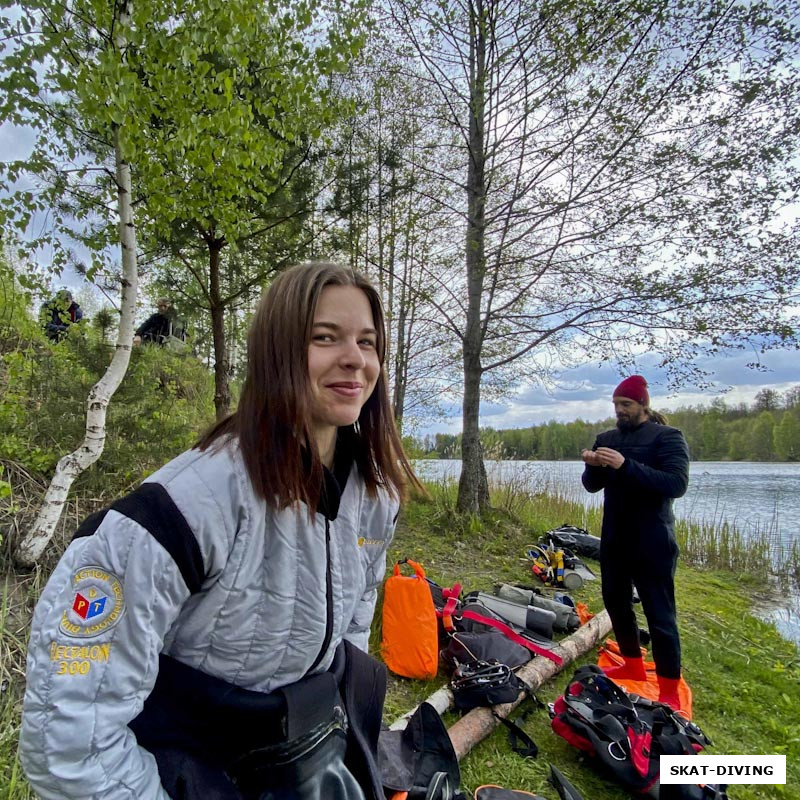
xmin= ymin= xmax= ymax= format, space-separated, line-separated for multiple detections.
xmin=40 ymin=289 xmax=83 ymax=341
xmin=133 ymin=297 xmax=185 ymax=345
xmin=20 ymin=261 xmax=422 ymax=800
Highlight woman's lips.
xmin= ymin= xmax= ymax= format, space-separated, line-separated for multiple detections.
xmin=327 ymin=382 xmax=363 ymax=397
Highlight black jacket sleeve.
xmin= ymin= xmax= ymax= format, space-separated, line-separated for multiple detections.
xmin=581 ymin=437 xmax=608 ymax=493
xmin=617 ymin=426 xmax=689 ymax=499
xmin=135 ymin=313 xmax=164 ymax=339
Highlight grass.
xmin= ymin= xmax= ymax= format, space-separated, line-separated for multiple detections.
xmin=377 ymin=480 xmax=800 ymax=800
xmin=1 ymin=569 xmax=43 ymax=800
xmin=2 ymin=475 xmax=799 ymax=799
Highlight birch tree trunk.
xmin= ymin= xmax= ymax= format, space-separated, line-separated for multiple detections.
xmin=15 ymin=127 xmax=139 ymax=566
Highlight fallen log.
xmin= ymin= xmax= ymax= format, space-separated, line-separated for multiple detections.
xmin=389 ymin=685 xmax=454 ymax=730
xmin=448 ymin=609 xmax=612 ymax=760
xmin=390 ymin=610 xmax=611 ymax=734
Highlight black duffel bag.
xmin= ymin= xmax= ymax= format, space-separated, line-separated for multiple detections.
xmin=450 ymin=659 xmax=528 ymax=711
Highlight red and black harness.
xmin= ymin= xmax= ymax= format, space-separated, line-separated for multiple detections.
xmin=550 ymin=666 xmax=726 ymax=799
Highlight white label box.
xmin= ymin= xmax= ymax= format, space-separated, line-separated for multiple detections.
xmin=660 ymin=755 xmax=786 ymax=784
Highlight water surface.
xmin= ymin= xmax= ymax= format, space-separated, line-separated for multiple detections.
xmin=413 ymin=459 xmax=800 ymax=644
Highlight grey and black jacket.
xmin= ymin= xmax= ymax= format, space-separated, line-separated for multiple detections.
xmin=20 ymin=437 xmax=398 ymax=800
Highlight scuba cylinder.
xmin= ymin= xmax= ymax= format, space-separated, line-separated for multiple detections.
xmin=494 ymin=584 xmax=579 ymax=632
xmin=560 ymin=569 xmax=584 ymax=591
xmin=495 ymin=584 xmax=536 ymax=606
xmin=473 ymin=592 xmax=556 ymax=639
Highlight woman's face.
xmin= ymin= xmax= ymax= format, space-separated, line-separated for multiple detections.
xmin=307 ymin=285 xmax=381 ymax=444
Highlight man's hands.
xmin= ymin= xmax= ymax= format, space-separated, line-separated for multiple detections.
xmin=581 ymin=447 xmax=625 ymax=469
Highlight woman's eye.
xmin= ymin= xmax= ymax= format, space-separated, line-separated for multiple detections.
xmin=359 ymin=338 xmax=376 ymax=347
xmin=313 ymin=333 xmax=334 ymax=342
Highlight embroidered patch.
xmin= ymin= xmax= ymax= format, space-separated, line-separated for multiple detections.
xmin=59 ymin=566 xmax=125 ymax=638
xmin=357 ymin=537 xmax=384 ymax=547
xmin=50 ymin=640 xmax=112 ymax=676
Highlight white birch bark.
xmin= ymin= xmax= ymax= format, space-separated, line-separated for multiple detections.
xmin=15 ymin=126 xmax=138 ymax=566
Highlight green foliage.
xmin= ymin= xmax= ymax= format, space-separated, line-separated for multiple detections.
xmin=400 ymin=434 xmax=425 ymax=459
xmin=0 ymin=258 xmax=43 ymax=352
xmin=0 ymin=263 xmax=89 ymax=472
xmin=0 ymin=339 xmax=94 ymax=473
xmin=0 ymin=0 xmax=368 ymax=249
xmin=775 ymin=414 xmax=800 ymax=461
xmin=98 ymin=345 xmax=216 ymax=489
xmin=91 ymin=307 xmax=116 ymax=342
xmin=418 ymin=390 xmax=800 ymax=462
xmin=0 ymin=286 xmax=215 ymax=492
xmin=669 ymin=399 xmax=800 ymax=462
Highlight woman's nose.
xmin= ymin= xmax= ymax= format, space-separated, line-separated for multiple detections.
xmin=340 ymin=338 xmax=366 ymax=368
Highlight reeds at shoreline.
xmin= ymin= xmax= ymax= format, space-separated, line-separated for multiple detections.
xmin=482 ymin=470 xmax=800 ymax=586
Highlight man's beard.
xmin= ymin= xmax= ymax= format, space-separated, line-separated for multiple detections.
xmin=616 ymin=416 xmax=638 ymax=432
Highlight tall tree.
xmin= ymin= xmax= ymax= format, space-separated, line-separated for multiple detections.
xmin=145 ymin=156 xmax=322 ymax=418
xmin=774 ymin=413 xmax=800 ymax=461
xmin=2 ymin=0 xmax=140 ymax=564
xmin=783 ymin=386 xmax=800 ymax=410
xmin=78 ymin=2 xmax=362 ymax=420
xmin=1 ymin=0 xmax=367 ymax=561
xmin=751 ymin=410 xmax=776 ymax=461
xmin=754 ymin=387 xmax=781 ymax=412
xmin=389 ymin=0 xmax=800 ymax=512
xmin=324 ymin=48 xmax=464 ymax=428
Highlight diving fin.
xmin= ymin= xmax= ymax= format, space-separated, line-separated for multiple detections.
xmin=548 ymin=764 xmax=585 ymax=800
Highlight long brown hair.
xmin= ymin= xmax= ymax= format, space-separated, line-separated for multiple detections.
xmin=646 ymin=408 xmax=669 ymax=425
xmin=197 ymin=261 xmax=421 ymax=509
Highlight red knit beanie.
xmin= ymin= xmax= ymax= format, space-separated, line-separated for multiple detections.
xmin=613 ymin=375 xmax=649 ymax=406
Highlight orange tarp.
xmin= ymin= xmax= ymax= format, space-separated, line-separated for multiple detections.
xmin=597 ymin=639 xmax=693 ymax=718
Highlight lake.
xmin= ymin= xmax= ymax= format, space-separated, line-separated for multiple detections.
xmin=413 ymin=459 xmax=800 ymax=644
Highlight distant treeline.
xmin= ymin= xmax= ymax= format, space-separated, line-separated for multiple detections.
xmin=414 ymin=387 xmax=800 ymax=462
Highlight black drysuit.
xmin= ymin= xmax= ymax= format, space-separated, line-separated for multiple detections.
xmin=582 ymin=420 xmax=689 ymax=678
xmin=135 ymin=311 xmax=173 ymax=344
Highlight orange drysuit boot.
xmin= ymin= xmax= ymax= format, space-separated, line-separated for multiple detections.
xmin=605 ymin=656 xmax=647 ymax=681
xmin=657 ymin=675 xmax=682 ymax=710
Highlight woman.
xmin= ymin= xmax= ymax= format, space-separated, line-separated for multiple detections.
xmin=20 ymin=262 xmax=421 ymax=800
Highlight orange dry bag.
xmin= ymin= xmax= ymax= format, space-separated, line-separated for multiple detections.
xmin=381 ymin=559 xmax=439 ymax=680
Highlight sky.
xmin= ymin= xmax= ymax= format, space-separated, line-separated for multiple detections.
xmin=418 ymin=348 xmax=799 ymax=435
xmin=2 ymin=57 xmax=797 ymax=437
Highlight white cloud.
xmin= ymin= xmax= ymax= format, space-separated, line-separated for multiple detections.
xmin=0 ymin=123 xmax=36 ymax=161
xmin=418 ymin=349 xmax=799 ymax=435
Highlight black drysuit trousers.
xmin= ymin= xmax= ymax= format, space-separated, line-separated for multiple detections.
xmin=600 ymin=535 xmax=681 ymax=679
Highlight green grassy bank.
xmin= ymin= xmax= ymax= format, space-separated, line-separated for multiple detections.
xmin=2 ymin=480 xmax=799 ymax=799
xmin=378 ymin=482 xmax=800 ymax=800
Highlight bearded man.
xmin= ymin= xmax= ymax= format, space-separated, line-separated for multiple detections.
xmin=581 ymin=375 xmax=690 ymax=710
